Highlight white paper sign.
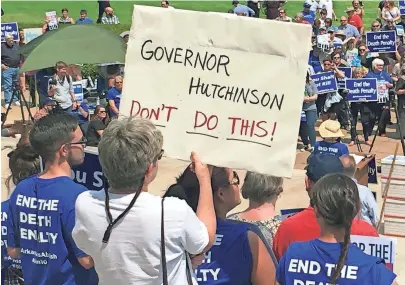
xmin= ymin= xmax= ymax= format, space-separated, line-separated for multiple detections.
xmin=46 ymin=11 xmax=58 ymax=31
xmin=120 ymin=6 xmax=312 ymax=177
xmin=23 ymin=28 xmax=43 ymax=43
xmin=351 ymin=235 xmax=396 ymax=271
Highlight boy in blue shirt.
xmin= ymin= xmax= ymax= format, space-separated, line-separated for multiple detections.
xmin=7 ymin=113 xmax=98 ymax=285
xmin=314 ymin=119 xmax=349 ymax=157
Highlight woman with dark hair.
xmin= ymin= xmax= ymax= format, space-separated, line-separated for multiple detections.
xmin=276 ymin=174 xmax=397 ymax=285
xmin=2 ymin=135 xmax=41 ymax=285
xmin=164 ymin=166 xmax=276 ymax=285
xmin=86 ymin=105 xmax=110 ymax=146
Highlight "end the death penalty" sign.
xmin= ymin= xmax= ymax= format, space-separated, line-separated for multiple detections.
xmin=120 ymin=6 xmax=312 ymax=178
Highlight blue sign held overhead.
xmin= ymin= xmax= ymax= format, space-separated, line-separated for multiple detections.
xmin=400 ymin=0 xmax=405 ymax=15
xmin=337 ymin=67 xmax=352 ymax=89
xmin=1 ymin=22 xmax=19 ymax=42
xmin=346 ymin=78 xmax=378 ymax=102
xmin=366 ymin=31 xmax=396 ymax=53
xmin=311 ymin=71 xmax=338 ymax=94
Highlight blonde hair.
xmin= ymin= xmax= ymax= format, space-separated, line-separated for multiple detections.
xmin=372 ymin=58 xmax=384 ymax=70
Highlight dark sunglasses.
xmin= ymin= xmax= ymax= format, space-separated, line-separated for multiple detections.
xmin=359 ymin=49 xmax=366 ymax=52
xmin=333 ymin=56 xmax=340 ymax=59
xmin=115 ymin=81 xmax=123 ymax=84
xmin=156 ymin=149 xmax=164 ymax=161
xmin=372 ymin=25 xmax=380 ymax=28
xmin=99 ymin=110 xmax=106 ymax=113
xmin=69 ymin=137 xmax=87 ymax=146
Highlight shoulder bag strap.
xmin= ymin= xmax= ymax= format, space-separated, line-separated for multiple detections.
xmin=161 ymin=198 xmax=194 ymax=285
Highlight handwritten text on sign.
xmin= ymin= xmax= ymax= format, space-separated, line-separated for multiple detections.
xmin=346 ymin=78 xmax=378 ymax=102
xmin=366 ymin=31 xmax=396 ymax=53
xmin=1 ymin=22 xmax=19 ymax=42
xmin=311 ymin=72 xmax=338 ymax=94
xmin=120 ymin=6 xmax=312 ymax=177
xmin=351 ymin=235 xmax=396 ymax=271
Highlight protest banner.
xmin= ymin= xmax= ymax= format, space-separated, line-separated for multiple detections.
xmin=400 ymin=0 xmax=405 ymax=15
xmin=40 ymin=147 xmax=107 ymax=191
xmin=396 ymin=25 xmax=404 ymax=37
xmin=23 ymin=28 xmax=43 ymax=44
xmin=351 ymin=235 xmax=397 ymax=271
xmin=366 ymin=31 xmax=396 ymax=53
xmin=72 ymin=81 xmax=84 ymax=102
xmin=1 ymin=22 xmax=19 ymax=42
xmin=46 ymin=11 xmax=58 ymax=31
xmin=120 ymin=6 xmax=312 ymax=178
xmin=311 ymin=72 xmax=338 ymax=94
xmin=346 ymin=78 xmax=378 ymax=102
xmin=336 ymin=67 xmax=352 ymax=89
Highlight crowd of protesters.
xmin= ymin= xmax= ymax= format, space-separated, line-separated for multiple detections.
xmin=1 ymin=0 xmax=404 ymax=285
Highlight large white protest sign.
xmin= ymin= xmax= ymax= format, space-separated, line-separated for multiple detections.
xmin=45 ymin=11 xmax=58 ymax=31
xmin=120 ymin=6 xmax=312 ymax=177
xmin=351 ymin=235 xmax=396 ymax=271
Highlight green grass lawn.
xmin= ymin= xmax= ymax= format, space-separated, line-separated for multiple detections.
xmin=2 ymin=1 xmax=380 ymax=29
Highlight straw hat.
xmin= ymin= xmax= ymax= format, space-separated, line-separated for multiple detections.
xmin=345 ymin=6 xmax=355 ymax=13
xmin=319 ymin=120 xmax=345 ymax=138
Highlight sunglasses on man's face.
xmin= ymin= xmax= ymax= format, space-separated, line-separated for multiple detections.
xmin=99 ymin=110 xmax=106 ymax=114
xmin=69 ymin=137 xmax=87 ymax=147
xmin=372 ymin=25 xmax=380 ymax=28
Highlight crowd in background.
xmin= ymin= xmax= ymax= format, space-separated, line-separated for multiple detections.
xmin=1 ymin=0 xmax=404 ymax=285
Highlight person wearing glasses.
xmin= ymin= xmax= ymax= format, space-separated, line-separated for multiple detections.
xmin=107 ymin=75 xmax=123 ymax=118
xmin=228 ymin=172 xmax=283 ymax=247
xmin=86 ymin=105 xmax=109 ymax=147
xmin=164 ymin=166 xmax=276 ymax=285
xmin=275 ymin=8 xmax=291 ymax=22
xmin=6 ymin=113 xmax=98 ymax=285
xmin=73 ymin=117 xmax=217 ymax=284
xmin=338 ymin=16 xmax=361 ymax=40
xmin=352 ymin=0 xmax=364 ymax=19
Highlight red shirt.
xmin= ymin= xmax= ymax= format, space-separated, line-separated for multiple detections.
xmin=273 ymin=206 xmax=379 ymax=260
xmin=348 ymin=14 xmax=363 ymax=29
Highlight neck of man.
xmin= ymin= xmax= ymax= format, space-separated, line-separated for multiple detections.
xmin=109 ymin=184 xmax=149 ymax=195
xmin=40 ymin=159 xmax=72 ymax=179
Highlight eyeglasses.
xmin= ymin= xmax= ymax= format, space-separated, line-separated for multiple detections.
xmin=115 ymin=81 xmax=123 ymax=84
xmin=324 ymin=63 xmax=331 ymax=66
xmin=99 ymin=110 xmax=106 ymax=113
xmin=340 ymin=19 xmax=347 ymax=22
xmin=155 ymin=149 xmax=164 ymax=161
xmin=359 ymin=49 xmax=366 ymax=52
xmin=68 ymin=137 xmax=87 ymax=146
xmin=229 ymin=171 xmax=240 ymax=186
xmin=333 ymin=56 xmax=341 ymax=59
xmin=279 ymin=11 xmax=285 ymax=14
xmin=372 ymin=25 xmax=380 ymax=28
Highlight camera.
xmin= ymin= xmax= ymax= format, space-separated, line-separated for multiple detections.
xmin=49 ymin=78 xmax=57 ymax=90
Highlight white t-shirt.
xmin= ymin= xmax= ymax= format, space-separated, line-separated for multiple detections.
xmin=319 ymin=0 xmax=333 ymax=19
xmin=72 ymin=191 xmax=209 ymax=285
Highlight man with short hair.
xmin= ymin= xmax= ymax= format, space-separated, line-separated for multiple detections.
xmin=232 ymin=0 xmax=255 ymax=17
xmin=345 ymin=6 xmax=364 ymax=34
xmin=76 ymin=9 xmax=94 ymax=24
xmin=101 ymin=7 xmax=120 ymax=24
xmin=273 ymin=153 xmax=379 ymax=260
xmin=48 ymin=61 xmax=75 ymax=113
xmin=338 ymin=16 xmax=361 ymax=39
xmin=1 ymin=34 xmax=22 ymax=108
xmin=72 ymin=117 xmax=217 ymax=284
xmin=302 ymin=2 xmax=316 ymax=24
xmin=7 ymin=113 xmax=98 ymax=284
xmin=340 ymin=155 xmax=378 ymax=227
xmin=161 ymin=0 xmax=175 ymax=9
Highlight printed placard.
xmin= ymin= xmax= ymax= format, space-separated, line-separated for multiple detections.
xmin=120 ymin=6 xmax=312 ymax=178
xmin=311 ymin=72 xmax=338 ymax=94
xmin=351 ymin=235 xmax=396 ymax=271
xmin=399 ymin=0 xmax=405 ymax=15
xmin=72 ymin=81 xmax=84 ymax=102
xmin=366 ymin=31 xmax=396 ymax=53
xmin=40 ymin=148 xmax=107 ymax=191
xmin=45 ymin=11 xmax=58 ymax=31
xmin=368 ymin=156 xmax=377 ymax=184
xmin=346 ymin=78 xmax=378 ymax=102
xmin=336 ymin=67 xmax=352 ymax=89
xmin=23 ymin=28 xmax=43 ymax=44
xmin=1 ymin=22 xmax=19 ymax=42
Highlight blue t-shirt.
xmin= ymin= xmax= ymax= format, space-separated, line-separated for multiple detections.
xmin=71 ymin=102 xmax=89 ymax=125
xmin=314 ymin=140 xmax=349 ymax=157
xmin=1 ymin=200 xmax=23 ymax=281
xmin=107 ymin=87 xmax=122 ymax=117
xmin=302 ymin=10 xmax=316 ymax=24
xmin=76 ymin=18 xmax=94 ymax=24
xmin=277 ymin=239 xmax=396 ymax=285
xmin=7 ymin=176 xmax=98 ymax=285
xmin=196 ymin=218 xmax=252 ymax=285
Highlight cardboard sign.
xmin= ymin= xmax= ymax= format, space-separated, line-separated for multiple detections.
xmin=399 ymin=0 xmax=405 ymax=15
xmin=311 ymin=72 xmax=338 ymax=94
xmin=351 ymin=235 xmax=397 ymax=271
xmin=23 ymin=28 xmax=43 ymax=44
xmin=45 ymin=11 xmax=58 ymax=31
xmin=120 ymin=6 xmax=312 ymax=178
xmin=346 ymin=78 xmax=378 ymax=102
xmin=40 ymin=148 xmax=107 ymax=191
xmin=73 ymin=81 xmax=84 ymax=102
xmin=1 ymin=22 xmax=19 ymax=42
xmin=366 ymin=31 xmax=396 ymax=53
xmin=336 ymin=67 xmax=352 ymax=89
